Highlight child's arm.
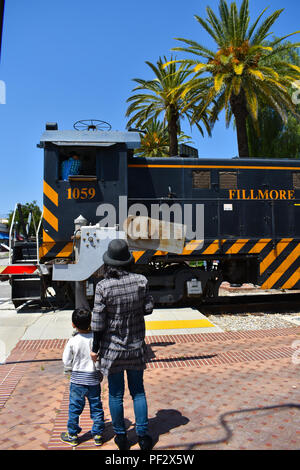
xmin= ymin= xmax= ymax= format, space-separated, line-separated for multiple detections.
xmin=62 ymin=339 xmax=73 ymax=371
xmin=144 ymin=280 xmax=154 ymax=316
xmin=91 ymin=283 xmax=106 ymax=354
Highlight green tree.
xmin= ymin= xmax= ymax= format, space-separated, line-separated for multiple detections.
xmin=168 ymin=0 xmax=300 ymax=157
xmin=126 ymin=56 xmax=211 ymax=157
xmin=8 ymin=201 xmax=42 ymax=237
xmin=247 ymin=39 xmax=300 ymax=158
xmin=247 ymin=101 xmax=300 ymax=159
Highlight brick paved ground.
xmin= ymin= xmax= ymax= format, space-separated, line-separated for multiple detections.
xmin=1 ymin=327 xmax=300 ymax=450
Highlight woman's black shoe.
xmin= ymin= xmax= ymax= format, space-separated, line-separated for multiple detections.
xmin=114 ymin=434 xmax=130 ymax=450
xmin=138 ymin=434 xmax=153 ymax=450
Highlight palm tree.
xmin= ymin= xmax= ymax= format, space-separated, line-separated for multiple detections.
xmin=126 ymin=57 xmax=211 ymax=156
xmin=134 ymin=119 xmax=170 ymax=157
xmin=168 ymin=0 xmax=300 ymax=157
xmin=133 ymin=119 xmax=193 ymax=158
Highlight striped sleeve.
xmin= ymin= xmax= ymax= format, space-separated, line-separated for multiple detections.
xmin=144 ymin=281 xmax=154 ymax=316
xmin=91 ymin=283 xmax=107 ymax=333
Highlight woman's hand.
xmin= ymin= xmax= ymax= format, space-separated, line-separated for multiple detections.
xmin=90 ymin=351 xmax=98 ymax=363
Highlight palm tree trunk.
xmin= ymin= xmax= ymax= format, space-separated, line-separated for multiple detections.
xmin=230 ymin=90 xmax=249 ymax=158
xmin=168 ymin=106 xmax=179 ymax=157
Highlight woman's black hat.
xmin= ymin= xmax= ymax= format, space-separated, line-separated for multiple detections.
xmin=103 ymin=239 xmax=134 ymax=267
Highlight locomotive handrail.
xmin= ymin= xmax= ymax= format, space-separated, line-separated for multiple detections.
xmin=8 ymin=203 xmax=17 ymax=264
xmin=36 ymin=209 xmax=43 ymax=265
xmin=8 ymin=204 xmax=43 ymax=265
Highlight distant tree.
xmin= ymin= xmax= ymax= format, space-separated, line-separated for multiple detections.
xmin=247 ymin=107 xmax=300 ymax=158
xmin=247 ymin=39 xmax=300 ymax=158
xmin=8 ymin=201 xmax=42 ymax=237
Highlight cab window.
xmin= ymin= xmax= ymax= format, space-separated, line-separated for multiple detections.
xmin=59 ymin=147 xmax=97 ymax=180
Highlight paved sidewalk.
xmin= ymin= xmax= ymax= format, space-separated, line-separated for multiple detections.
xmin=0 ymin=325 xmax=300 ymax=450
xmin=0 ymin=306 xmax=221 ymax=362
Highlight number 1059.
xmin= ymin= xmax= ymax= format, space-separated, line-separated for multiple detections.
xmin=67 ymin=187 xmax=96 ymax=199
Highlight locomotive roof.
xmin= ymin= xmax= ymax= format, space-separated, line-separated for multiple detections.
xmin=129 ymin=156 xmax=300 ymax=167
xmin=39 ymin=129 xmax=141 ymax=149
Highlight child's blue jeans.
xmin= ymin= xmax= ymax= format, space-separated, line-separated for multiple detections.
xmin=67 ymin=382 xmax=104 ymax=437
xmin=108 ymin=369 xmax=148 ymax=436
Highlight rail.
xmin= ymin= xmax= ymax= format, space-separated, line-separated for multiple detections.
xmin=8 ymin=203 xmax=43 ymax=265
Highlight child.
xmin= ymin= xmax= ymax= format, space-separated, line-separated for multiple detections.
xmin=60 ymin=308 xmax=104 ymax=447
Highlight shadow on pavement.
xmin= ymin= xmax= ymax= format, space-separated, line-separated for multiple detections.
xmin=159 ymin=403 xmax=300 ymax=450
xmin=128 ymin=409 xmax=189 ymax=448
xmin=77 ymin=419 xmax=133 ymax=446
xmin=145 ymin=343 xmax=217 ymax=363
xmin=3 ymin=358 xmax=62 ymax=365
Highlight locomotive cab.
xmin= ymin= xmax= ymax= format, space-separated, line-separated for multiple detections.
xmin=39 ymin=123 xmax=140 ymax=261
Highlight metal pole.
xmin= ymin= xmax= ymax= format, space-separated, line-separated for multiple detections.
xmin=9 ymin=203 xmax=17 ymax=264
xmin=36 ymin=210 xmax=43 ymax=264
xmin=74 ymin=215 xmax=90 ymax=310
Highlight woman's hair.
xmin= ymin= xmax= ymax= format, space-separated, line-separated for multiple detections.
xmin=103 ymin=263 xmax=132 ymax=279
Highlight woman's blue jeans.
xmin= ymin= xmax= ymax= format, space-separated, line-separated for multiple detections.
xmin=67 ymin=382 xmax=104 ymax=437
xmin=108 ymin=369 xmax=148 ymax=437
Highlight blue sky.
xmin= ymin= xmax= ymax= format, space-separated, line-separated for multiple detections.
xmin=0 ymin=0 xmax=299 ymax=215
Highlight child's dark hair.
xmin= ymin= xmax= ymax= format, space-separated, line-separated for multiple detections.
xmin=72 ymin=309 xmax=91 ymax=331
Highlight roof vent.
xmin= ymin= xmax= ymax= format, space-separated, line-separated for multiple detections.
xmin=46 ymin=122 xmax=58 ymax=130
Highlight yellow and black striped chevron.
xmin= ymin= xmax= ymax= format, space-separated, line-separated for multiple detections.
xmin=132 ymin=238 xmax=300 ymax=290
xmin=41 ymin=180 xmax=299 ymax=290
xmin=40 ymin=180 xmax=74 ymax=261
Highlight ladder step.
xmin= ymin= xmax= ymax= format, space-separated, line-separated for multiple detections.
xmin=14 ymin=260 xmax=38 ymax=263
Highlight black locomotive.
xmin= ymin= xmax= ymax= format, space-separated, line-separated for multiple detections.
xmin=8 ymin=122 xmax=300 ymax=307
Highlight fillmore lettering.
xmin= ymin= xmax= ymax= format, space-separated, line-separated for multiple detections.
xmin=228 ymin=189 xmax=295 ymax=200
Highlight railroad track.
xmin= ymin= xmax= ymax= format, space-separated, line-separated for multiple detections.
xmin=198 ymin=292 xmax=300 ymax=314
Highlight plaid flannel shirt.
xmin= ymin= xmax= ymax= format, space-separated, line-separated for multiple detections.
xmin=61 ymin=157 xmax=81 ymax=180
xmin=91 ymin=270 xmax=154 ymax=376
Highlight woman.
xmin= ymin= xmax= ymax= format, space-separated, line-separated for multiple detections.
xmin=90 ymin=238 xmax=154 ymax=450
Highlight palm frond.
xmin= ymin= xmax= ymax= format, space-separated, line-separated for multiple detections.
xmin=268 ymin=32 xmax=300 ymax=49
xmin=194 ymin=15 xmax=219 ymax=44
xmin=206 ymin=7 xmax=227 ymax=46
xmin=239 ymin=0 xmax=250 ymax=41
xmin=244 ymin=84 xmax=258 ymax=120
xmin=251 ymin=9 xmax=284 ymax=45
xmin=173 ymin=37 xmax=216 ymax=59
xmin=247 ymin=7 xmax=269 ymax=41
xmin=218 ymin=0 xmax=230 ymax=37
xmin=229 ymin=2 xmax=239 ymax=46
